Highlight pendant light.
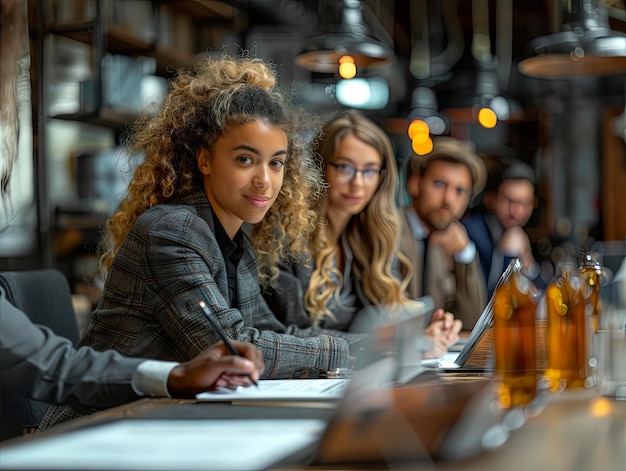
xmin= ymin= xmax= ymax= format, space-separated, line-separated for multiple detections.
xmin=518 ymin=0 xmax=626 ymax=79
xmin=294 ymin=0 xmax=395 ymax=76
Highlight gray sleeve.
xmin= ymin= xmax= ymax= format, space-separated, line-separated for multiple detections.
xmin=0 ymin=291 xmax=143 ymax=408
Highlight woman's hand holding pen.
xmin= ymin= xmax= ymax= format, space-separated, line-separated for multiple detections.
xmin=423 ymin=309 xmax=462 ymax=359
xmin=166 ymin=341 xmax=265 ymax=397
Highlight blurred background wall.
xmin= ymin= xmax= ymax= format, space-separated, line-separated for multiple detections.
xmin=1 ymin=0 xmax=625 ymax=302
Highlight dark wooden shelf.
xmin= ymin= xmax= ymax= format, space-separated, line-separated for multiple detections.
xmin=51 ymin=23 xmax=198 ymax=74
xmin=50 ymin=108 xmax=135 ymax=132
xmin=151 ymin=45 xmax=197 ymax=74
xmin=163 ymin=0 xmax=238 ymax=22
xmin=53 ymin=23 xmax=151 ymax=54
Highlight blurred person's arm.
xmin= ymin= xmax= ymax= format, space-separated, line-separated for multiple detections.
xmin=0 ymin=289 xmax=263 ymax=408
xmin=498 ymin=226 xmax=540 ymax=281
xmin=430 ymin=222 xmax=488 ymax=329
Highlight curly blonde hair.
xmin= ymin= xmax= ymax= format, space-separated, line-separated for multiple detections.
xmin=304 ymin=111 xmax=414 ymax=325
xmin=100 ymin=56 xmax=324 ymax=285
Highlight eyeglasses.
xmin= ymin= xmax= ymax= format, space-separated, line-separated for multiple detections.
xmin=502 ymin=196 xmax=535 ymax=210
xmin=327 ymin=162 xmax=383 ymax=185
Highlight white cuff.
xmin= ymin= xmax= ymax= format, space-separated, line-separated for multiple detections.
xmin=132 ymin=360 xmax=179 ymax=398
xmin=454 ymin=241 xmax=477 ymax=265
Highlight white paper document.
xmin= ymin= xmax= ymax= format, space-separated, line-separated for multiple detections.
xmin=421 ymin=351 xmax=461 ymax=369
xmin=196 ymin=378 xmax=349 ymax=402
xmin=0 ymin=419 xmax=327 ymax=471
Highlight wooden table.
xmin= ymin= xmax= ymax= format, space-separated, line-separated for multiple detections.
xmin=1 ymin=371 xmax=624 ymax=471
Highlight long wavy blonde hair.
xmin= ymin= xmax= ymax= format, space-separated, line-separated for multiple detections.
xmin=304 ymin=111 xmax=413 ymax=325
xmin=99 ymin=56 xmax=324 ymax=285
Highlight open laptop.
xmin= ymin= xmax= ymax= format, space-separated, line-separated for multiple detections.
xmin=421 ymin=259 xmax=522 ymax=373
xmin=349 ymin=296 xmax=434 ymax=385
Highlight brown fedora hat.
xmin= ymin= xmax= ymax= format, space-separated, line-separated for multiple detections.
xmin=410 ymin=137 xmax=487 ymax=198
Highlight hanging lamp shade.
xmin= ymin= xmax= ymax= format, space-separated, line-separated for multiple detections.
xmin=518 ymin=0 xmax=626 ymax=79
xmin=473 ymin=60 xmax=523 ymax=122
xmin=295 ymin=0 xmax=395 ymax=74
xmin=408 ymin=87 xmax=448 ymax=136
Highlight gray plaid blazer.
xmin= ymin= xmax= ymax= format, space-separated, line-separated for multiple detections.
xmin=39 ymin=189 xmax=360 ymax=430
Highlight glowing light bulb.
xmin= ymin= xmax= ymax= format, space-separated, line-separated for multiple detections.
xmin=412 ymin=136 xmax=433 ymax=155
xmin=408 ymin=119 xmax=430 ymax=143
xmin=339 ymin=55 xmax=356 ymax=79
xmin=591 ymin=398 xmax=612 ymax=418
xmin=478 ymin=107 xmax=498 ymax=128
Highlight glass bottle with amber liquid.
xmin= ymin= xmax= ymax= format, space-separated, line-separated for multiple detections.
xmin=579 ymin=251 xmax=602 ymax=332
xmin=494 ymin=260 xmax=539 ymax=408
xmin=545 ymin=263 xmax=591 ymax=391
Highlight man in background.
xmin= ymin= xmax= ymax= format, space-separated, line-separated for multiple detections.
xmin=462 ymin=160 xmax=542 ymax=295
xmin=399 ymin=137 xmax=488 ymax=330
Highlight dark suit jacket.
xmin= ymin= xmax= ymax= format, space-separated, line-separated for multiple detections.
xmin=0 ymin=288 xmax=141 ymax=408
xmin=398 ymin=208 xmax=487 ymax=329
xmin=461 ymin=211 xmax=498 ymax=293
xmin=462 ymin=211 xmax=546 ymax=295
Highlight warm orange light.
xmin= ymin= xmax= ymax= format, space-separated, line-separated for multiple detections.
xmin=412 ymin=136 xmax=433 ymax=155
xmin=590 ymin=398 xmax=612 ymax=418
xmin=339 ymin=55 xmax=356 ymax=79
xmin=408 ymin=119 xmax=430 ymax=143
xmin=478 ymin=107 xmax=498 ymax=128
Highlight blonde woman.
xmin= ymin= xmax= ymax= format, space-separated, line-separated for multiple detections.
xmin=263 ymin=111 xmax=460 ymax=357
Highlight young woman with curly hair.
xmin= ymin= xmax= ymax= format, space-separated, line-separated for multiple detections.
xmin=39 ymin=56 xmax=367 ymax=429
xmin=263 ymin=111 xmax=461 ymax=358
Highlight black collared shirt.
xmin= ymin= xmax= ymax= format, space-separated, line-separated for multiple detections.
xmin=212 ymin=215 xmax=245 ymax=309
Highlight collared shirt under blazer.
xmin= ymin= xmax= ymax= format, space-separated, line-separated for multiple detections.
xmin=398 ymin=207 xmax=487 ymax=329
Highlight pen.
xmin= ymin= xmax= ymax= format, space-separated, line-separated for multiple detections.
xmin=198 ymin=301 xmax=259 ymax=388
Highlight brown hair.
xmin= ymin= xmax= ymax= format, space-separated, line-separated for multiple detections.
xmin=100 ymin=56 xmax=324 ymax=286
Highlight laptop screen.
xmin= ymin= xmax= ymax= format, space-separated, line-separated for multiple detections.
xmin=349 ymin=297 xmax=434 ymax=384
